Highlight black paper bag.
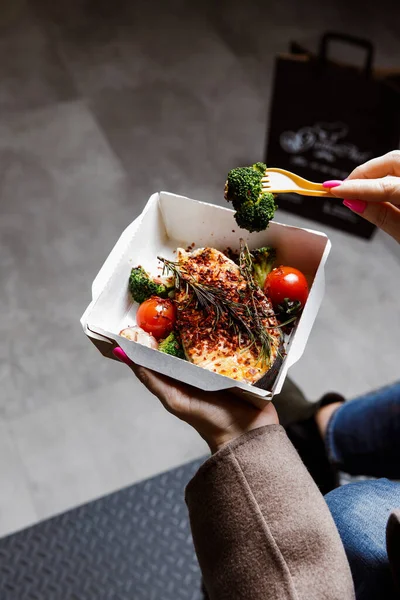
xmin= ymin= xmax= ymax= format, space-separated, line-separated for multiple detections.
xmin=266 ymin=32 xmax=400 ymax=239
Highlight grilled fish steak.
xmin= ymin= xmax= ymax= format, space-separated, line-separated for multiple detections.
xmin=175 ymin=247 xmax=281 ymax=385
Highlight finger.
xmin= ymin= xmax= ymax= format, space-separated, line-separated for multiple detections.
xmin=343 ymin=200 xmax=400 ymax=243
xmin=329 ymin=177 xmax=400 ymax=205
xmin=346 ymin=150 xmax=400 ymax=180
xmin=112 ymin=347 xmax=133 ymax=365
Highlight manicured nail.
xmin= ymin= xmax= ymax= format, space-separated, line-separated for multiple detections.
xmin=112 ymin=347 xmax=132 ymax=365
xmin=343 ymin=199 xmax=367 ymax=214
xmin=322 ymin=180 xmax=343 ymax=189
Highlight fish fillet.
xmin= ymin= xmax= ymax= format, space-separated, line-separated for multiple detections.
xmin=175 ymin=247 xmax=281 ymax=385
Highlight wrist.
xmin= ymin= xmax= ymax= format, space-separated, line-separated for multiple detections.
xmin=208 ymin=436 xmax=234 ymax=454
xmin=207 ymin=422 xmax=279 ymax=454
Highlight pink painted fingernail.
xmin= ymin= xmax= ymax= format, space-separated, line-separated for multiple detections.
xmin=112 ymin=347 xmax=132 ymax=365
xmin=343 ymin=199 xmax=367 ymax=214
xmin=322 ymin=180 xmax=343 ymax=189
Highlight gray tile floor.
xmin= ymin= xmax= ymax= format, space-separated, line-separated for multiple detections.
xmin=0 ymin=0 xmax=400 ymax=537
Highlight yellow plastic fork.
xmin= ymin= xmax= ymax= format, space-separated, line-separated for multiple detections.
xmin=262 ymin=168 xmax=330 ymax=197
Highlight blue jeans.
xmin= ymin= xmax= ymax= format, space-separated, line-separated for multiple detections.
xmin=323 ymin=382 xmax=400 ymax=600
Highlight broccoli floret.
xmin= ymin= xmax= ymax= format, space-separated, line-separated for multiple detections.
xmin=158 ymin=332 xmax=186 ymax=359
xmin=129 ymin=266 xmax=173 ymax=304
xmin=224 ymin=162 xmax=278 ymax=232
xmin=225 ymin=166 xmax=263 ymax=210
xmin=252 ymin=162 xmax=267 ymax=175
xmin=234 ymin=192 xmax=277 ymax=233
xmin=251 ymin=246 xmax=277 ymax=289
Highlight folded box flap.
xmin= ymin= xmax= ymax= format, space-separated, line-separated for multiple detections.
xmin=87 ymin=325 xmax=271 ymax=403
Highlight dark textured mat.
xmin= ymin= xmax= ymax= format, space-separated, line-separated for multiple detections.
xmin=0 ymin=458 xmax=205 ymax=600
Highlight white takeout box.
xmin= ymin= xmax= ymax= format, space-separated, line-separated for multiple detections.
xmin=81 ymin=192 xmax=331 ymax=408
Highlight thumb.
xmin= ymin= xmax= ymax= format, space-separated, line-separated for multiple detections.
xmin=112 ymin=346 xmax=190 ymax=416
xmin=343 ymin=199 xmax=400 ymax=243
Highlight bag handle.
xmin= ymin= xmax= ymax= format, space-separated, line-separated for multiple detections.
xmin=318 ymin=31 xmax=374 ymax=77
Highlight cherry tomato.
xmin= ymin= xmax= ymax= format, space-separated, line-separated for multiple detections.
xmin=136 ymin=297 xmax=176 ymax=340
xmin=264 ymin=266 xmax=309 ymax=308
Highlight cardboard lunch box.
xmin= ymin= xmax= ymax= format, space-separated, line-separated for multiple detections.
xmin=81 ymin=192 xmax=331 ymax=408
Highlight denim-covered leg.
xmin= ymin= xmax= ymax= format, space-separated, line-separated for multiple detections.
xmin=325 ymin=479 xmax=400 ymax=600
xmin=325 ymin=381 xmax=400 ymax=477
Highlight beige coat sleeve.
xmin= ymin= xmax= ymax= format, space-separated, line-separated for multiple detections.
xmin=185 ymin=425 xmax=355 ymax=600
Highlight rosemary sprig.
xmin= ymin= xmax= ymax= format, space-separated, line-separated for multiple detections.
xmin=158 ymin=257 xmax=250 ymax=336
xmin=238 ymin=240 xmax=278 ymax=363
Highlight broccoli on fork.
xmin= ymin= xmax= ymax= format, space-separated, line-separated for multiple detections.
xmin=129 ymin=266 xmax=174 ymax=304
xmin=224 ymin=162 xmax=278 ymax=232
xmin=251 ymin=246 xmax=276 ymax=289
